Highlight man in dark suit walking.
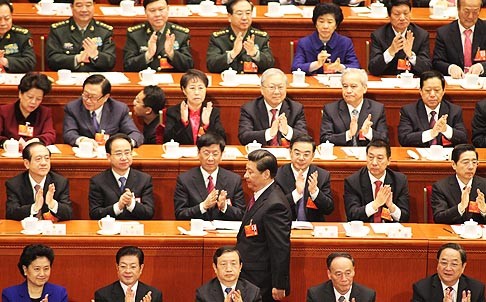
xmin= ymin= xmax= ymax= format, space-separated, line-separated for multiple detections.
xmin=89 ymin=133 xmax=154 ymax=220
xmin=275 ymin=134 xmax=334 ymax=222
xmin=236 ymin=150 xmax=291 ymax=302
xmin=307 ymin=252 xmax=376 ymax=302
xmin=94 ymin=246 xmax=163 ymax=302
xmin=412 ymin=243 xmax=485 ymax=302
xmin=174 ymin=133 xmax=246 ymax=220
xmin=196 ymin=246 xmax=262 ymax=302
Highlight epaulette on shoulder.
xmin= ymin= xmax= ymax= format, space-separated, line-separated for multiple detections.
xmin=212 ymin=29 xmax=229 ymax=37
xmin=11 ymin=26 xmax=29 ymax=35
xmin=250 ymin=29 xmax=268 ymax=37
xmin=170 ymin=24 xmax=189 ymax=34
xmin=95 ymin=21 xmax=113 ymax=31
xmin=51 ymin=20 xmax=68 ymax=29
xmin=128 ymin=23 xmax=145 ymax=33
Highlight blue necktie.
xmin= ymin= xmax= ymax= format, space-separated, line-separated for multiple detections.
xmin=92 ymin=111 xmax=100 ymax=133
xmin=297 ymin=197 xmax=307 ymax=221
xmin=225 ymin=287 xmax=232 ymax=296
xmin=119 ymin=177 xmax=127 ymax=193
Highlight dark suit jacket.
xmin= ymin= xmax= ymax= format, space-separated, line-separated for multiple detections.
xmin=344 ymin=167 xmax=410 ymax=222
xmin=398 ymin=99 xmax=468 ymax=147
xmin=238 ymin=96 xmax=308 ymax=146
xmin=236 ymin=183 xmax=292 ymax=302
xmin=94 ymin=281 xmax=163 ymax=302
xmin=164 ymin=101 xmax=226 ymax=144
xmin=412 ymin=274 xmax=485 ymax=302
xmin=431 ymin=175 xmax=486 ymax=224
xmin=6 ymin=171 xmax=72 ymax=221
xmin=306 ymin=280 xmax=376 ymax=302
xmin=433 ymin=19 xmax=486 ymax=76
xmin=2 ymin=281 xmax=68 ymax=302
xmin=369 ymin=23 xmax=431 ymax=76
xmin=275 ymin=163 xmax=334 ymax=222
xmin=196 ymin=277 xmax=262 ymax=302
xmin=174 ymin=167 xmax=246 ymax=220
xmin=320 ymin=98 xmax=388 ymax=146
xmin=89 ymin=168 xmax=154 ymax=220
xmin=472 ymin=99 xmax=486 ymax=147
xmin=63 ymin=97 xmax=144 ymax=147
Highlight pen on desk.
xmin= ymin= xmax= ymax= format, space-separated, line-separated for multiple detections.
xmin=443 ymin=228 xmax=454 ymax=234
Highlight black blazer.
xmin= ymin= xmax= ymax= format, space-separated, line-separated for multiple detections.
xmin=307 ymin=280 xmax=376 ymax=302
xmin=6 ymin=171 xmax=72 ymax=221
xmin=94 ymin=281 xmax=163 ymax=302
xmin=275 ymin=163 xmax=334 ymax=222
xmin=433 ymin=19 xmax=486 ymax=76
xmin=344 ymin=167 xmax=410 ymax=222
xmin=236 ymin=183 xmax=292 ymax=301
xmin=195 ymin=277 xmax=262 ymax=302
xmin=369 ymin=23 xmax=431 ymax=76
xmin=412 ymin=274 xmax=485 ymax=302
xmin=472 ymin=99 xmax=486 ymax=147
xmin=320 ymin=98 xmax=388 ymax=146
xmin=89 ymin=168 xmax=155 ymax=220
xmin=431 ymin=175 xmax=486 ymax=224
xmin=238 ymin=96 xmax=308 ymax=146
xmin=174 ymin=167 xmax=246 ymax=220
xmin=164 ymin=101 xmax=226 ymax=144
xmin=398 ymin=99 xmax=467 ymax=147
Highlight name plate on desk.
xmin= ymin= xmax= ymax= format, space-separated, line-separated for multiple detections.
xmin=43 ymin=224 xmax=66 ymax=236
xmin=313 ymin=226 xmax=338 ymax=238
xmin=120 ymin=223 xmax=144 ymax=236
xmin=387 ymin=226 xmax=412 ymax=238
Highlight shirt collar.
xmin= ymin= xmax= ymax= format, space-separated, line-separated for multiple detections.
xmin=333 ymin=285 xmax=353 ymax=302
xmin=28 ymin=173 xmax=46 ymax=190
xmin=458 ymin=21 xmax=475 ymax=33
xmin=119 ymin=280 xmax=139 ymax=299
xmin=456 ymin=175 xmax=473 ymax=190
xmin=290 ymin=164 xmax=309 ymax=180
xmin=346 ymin=100 xmax=363 ymax=116
xmin=368 ymin=170 xmax=386 ymax=184
xmin=200 ymin=167 xmax=219 ymax=183
xmin=264 ymin=100 xmax=283 ymax=113
xmin=253 ymin=180 xmax=274 ymax=201
xmin=425 ymin=103 xmax=441 ymax=117
xmin=112 ymin=168 xmax=130 ymax=181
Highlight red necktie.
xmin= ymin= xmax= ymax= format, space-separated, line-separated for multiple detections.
xmin=464 ymin=29 xmax=473 ymax=71
xmin=269 ymin=109 xmax=279 ymax=146
xmin=207 ymin=175 xmax=214 ymax=193
xmin=429 ymin=111 xmax=437 ymax=145
xmin=247 ymin=196 xmax=255 ymax=211
xmin=373 ymin=180 xmax=382 ymax=223
xmin=34 ymin=184 xmax=43 ymax=220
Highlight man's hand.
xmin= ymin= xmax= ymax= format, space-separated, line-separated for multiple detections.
xmin=34 ymin=186 xmax=45 ymax=213
xmin=460 ymin=289 xmax=472 ymax=302
xmin=360 ymin=114 xmax=373 ymax=135
xmin=459 ymin=186 xmax=471 ymax=213
xmin=217 ymin=190 xmax=228 ymax=211
xmin=125 ymin=287 xmax=135 ymax=302
xmin=307 ymin=171 xmax=318 ymax=195
xmin=224 ymin=289 xmax=242 ymax=302
xmin=403 ymin=30 xmax=415 ymax=58
xmin=372 ymin=185 xmax=391 ymax=210
xmin=118 ymin=189 xmax=134 ymax=210
xmin=388 ymin=33 xmax=404 ymax=57
xmin=384 ymin=191 xmax=396 ymax=213
xmin=243 ymin=34 xmax=257 ymax=57
xmin=164 ymin=33 xmax=176 ymax=59
xmin=295 ymin=169 xmax=305 ymax=195
xmin=82 ymin=37 xmax=99 ymax=59
xmin=45 ymin=183 xmax=56 ymax=209
xmin=230 ymin=32 xmax=244 ymax=60
xmin=468 ymin=63 xmax=483 ymax=75
xmin=278 ymin=113 xmax=289 ymax=136
xmin=431 ymin=114 xmax=448 ymax=137
xmin=449 ymin=64 xmax=464 ymax=79
xmin=76 ymin=50 xmax=90 ymax=64
xmin=272 ymin=288 xmax=285 ymax=300
xmin=80 ymin=137 xmax=99 ymax=152
xmin=349 ymin=114 xmax=358 ymax=137
xmin=140 ymin=291 xmax=152 ymax=302
xmin=476 ymin=188 xmax=486 ymax=213
xmin=146 ymin=32 xmax=158 ymax=60
xmin=202 ymin=189 xmax=219 ymax=210
xmin=269 ymin=116 xmax=279 ymax=138
xmin=201 ymin=102 xmax=213 ymax=126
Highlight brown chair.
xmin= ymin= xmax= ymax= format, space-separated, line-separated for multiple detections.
xmin=40 ymin=35 xmax=46 ymax=71
xmin=290 ymin=39 xmax=299 ymax=67
xmin=423 ymin=185 xmax=434 ymax=223
xmin=365 ymin=40 xmax=370 ymax=73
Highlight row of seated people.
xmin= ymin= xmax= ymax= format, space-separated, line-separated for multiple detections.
xmin=1 ymin=0 xmax=485 ymax=80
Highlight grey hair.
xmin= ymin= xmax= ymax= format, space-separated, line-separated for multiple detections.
xmin=260 ymin=68 xmax=288 ymax=86
xmin=341 ymin=68 xmax=368 ymax=87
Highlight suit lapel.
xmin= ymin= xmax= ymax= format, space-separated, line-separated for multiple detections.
xmin=193 ymin=169 xmax=209 ymax=201
xmin=111 ymin=282 xmax=126 ymax=300
xmin=431 ymin=275 xmax=444 ymax=302
xmin=350 ymin=283 xmax=361 ymax=300
xmin=451 ymin=22 xmax=465 ymax=66
xmin=357 ymin=99 xmax=370 ymax=127
xmin=100 ymin=100 xmax=113 ymax=133
xmin=211 ymin=280 xmax=225 ymax=301
xmin=361 ymin=169 xmax=374 ymax=203
xmin=22 ymin=172 xmax=35 ymax=203
xmin=417 ymin=100 xmax=431 ymax=132
xmin=241 ymin=184 xmax=273 ymax=226
xmin=108 ymin=170 xmax=123 ymax=196
xmin=80 ymin=100 xmax=96 ymax=136
xmin=338 ymin=100 xmax=351 ymax=131
xmin=256 ymin=98 xmax=270 ymax=129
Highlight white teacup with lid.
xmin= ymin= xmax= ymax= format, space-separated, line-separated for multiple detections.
xmin=39 ymin=0 xmax=54 ymax=14
xmin=463 ymin=219 xmax=479 ymax=236
xmin=318 ymin=140 xmax=334 ymax=159
xmin=139 ymin=68 xmax=156 ymax=84
xmin=397 ymin=71 xmax=414 ymax=88
xmin=163 ymin=139 xmax=180 ymax=157
xmin=245 ymin=140 xmax=262 ymax=154
xmin=4 ymin=138 xmax=19 ymax=155
xmin=292 ymin=68 xmax=306 ymax=86
xmin=21 ymin=216 xmax=39 ymax=232
xmin=370 ymin=2 xmax=387 ymax=16
xmin=98 ymin=215 xmax=116 ymax=233
xmin=221 ymin=68 xmax=237 ymax=84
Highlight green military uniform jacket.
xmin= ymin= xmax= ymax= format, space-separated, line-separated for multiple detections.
xmin=206 ymin=26 xmax=274 ymax=73
xmin=46 ymin=17 xmax=116 ymax=72
xmin=124 ymin=21 xmax=193 ymax=72
xmin=0 ymin=25 xmax=36 ymax=73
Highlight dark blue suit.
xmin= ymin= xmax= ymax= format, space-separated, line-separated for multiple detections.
xmin=2 ymin=281 xmax=68 ymax=302
xmin=292 ymin=31 xmax=360 ymax=75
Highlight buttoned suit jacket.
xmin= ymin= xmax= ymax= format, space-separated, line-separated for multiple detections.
xmin=306 ymin=280 xmax=376 ymax=302
xmin=236 ymin=183 xmax=291 ymax=301
xmin=174 ymin=167 xmax=246 ymax=220
xmin=412 ymin=274 xmax=485 ymax=302
xmin=6 ymin=170 xmax=72 ymax=221
xmin=369 ymin=23 xmax=431 ymax=76
xmin=433 ymin=19 xmax=486 ymax=76
xmin=344 ymin=167 xmax=410 ymax=222
xmin=472 ymin=99 xmax=486 ymax=147
xmin=89 ymin=168 xmax=154 ymax=220
xmin=195 ymin=277 xmax=262 ymax=302
xmin=238 ymin=96 xmax=308 ymax=146
xmin=2 ymin=281 xmax=68 ymax=302
xmin=63 ymin=97 xmax=144 ymax=147
xmin=94 ymin=281 xmax=162 ymax=302
xmin=431 ymin=175 xmax=486 ymax=224
xmin=320 ymin=98 xmax=388 ymax=145
xmin=275 ymin=163 xmax=334 ymax=222
xmin=398 ymin=99 xmax=467 ymax=147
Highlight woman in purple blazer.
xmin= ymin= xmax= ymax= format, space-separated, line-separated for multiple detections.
xmin=291 ymin=3 xmax=360 ymax=75
xmin=2 ymin=244 xmax=68 ymax=302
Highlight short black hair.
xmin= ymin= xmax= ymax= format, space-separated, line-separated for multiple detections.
xmin=22 ymin=141 xmax=50 ymax=161
xmin=437 ymin=243 xmax=467 ymax=264
xmin=326 ymin=252 xmax=354 ymax=270
xmin=143 ymin=0 xmax=168 ymax=9
xmin=0 ymin=0 xmax=13 ymax=13
xmin=18 ymin=72 xmax=52 ymax=95
xmin=142 ymin=85 xmax=165 ymax=114
xmin=180 ymin=69 xmax=208 ymax=89
xmin=83 ymin=74 xmax=111 ymax=96
xmin=71 ymin=0 xmax=95 ymax=4
xmin=420 ymin=70 xmax=445 ymax=90
xmin=312 ymin=3 xmax=343 ymax=27
xmin=212 ymin=246 xmax=242 ymax=265
xmin=366 ymin=139 xmax=391 ymax=159
xmin=386 ymin=0 xmax=411 ymax=16
xmin=290 ymin=134 xmax=316 ymax=153
xmin=116 ymin=246 xmax=145 ymax=265
xmin=197 ymin=132 xmax=225 ymax=152
xmin=105 ymin=133 xmax=133 ymax=154
xmin=226 ymin=0 xmax=253 ymax=14
xmin=451 ymin=144 xmax=477 ymax=163
xmin=17 ymin=244 xmax=55 ymax=278
xmin=247 ymin=149 xmax=278 ymax=178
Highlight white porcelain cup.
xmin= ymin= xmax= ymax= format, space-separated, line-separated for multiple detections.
xmin=190 ymin=219 xmax=204 ymax=233
xmin=245 ymin=140 xmax=262 ymax=154
xmin=79 ymin=141 xmax=94 ymax=157
xmin=370 ymin=2 xmax=386 ymax=16
xmin=429 ymin=145 xmax=443 ymax=159
xmin=432 ymin=3 xmax=447 ymax=16
xmin=464 ymin=219 xmax=479 ymax=236
xmin=39 ymin=0 xmax=54 ymax=13
xmin=267 ymin=2 xmax=280 ymax=15
xmin=200 ymin=0 xmax=214 ymax=15
xmin=292 ymin=68 xmax=306 ymax=85
xmin=464 ymin=73 xmax=479 ymax=88
xmin=120 ymin=0 xmax=135 ymax=14
xmin=397 ymin=72 xmax=414 ymax=87
xmin=139 ymin=68 xmax=156 ymax=84
xmin=21 ymin=216 xmax=39 ymax=232
xmin=57 ymin=69 xmax=71 ymax=82
xmin=4 ymin=138 xmax=19 ymax=155
xmin=221 ymin=68 xmax=237 ymax=84
xmin=349 ymin=220 xmax=364 ymax=234
xmin=318 ymin=141 xmax=334 ymax=159
xmin=98 ymin=215 xmax=116 ymax=232
xmin=162 ymin=139 xmax=180 ymax=156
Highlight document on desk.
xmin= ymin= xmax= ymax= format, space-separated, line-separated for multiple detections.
xmin=292 ymin=221 xmax=313 ymax=230
xmin=91 ymin=72 xmax=130 ymax=85
xmin=47 ymin=145 xmax=61 ymax=154
xmin=341 ymin=147 xmax=366 ymax=159
xmin=212 ymin=220 xmax=242 ymax=231
xmin=370 ymin=223 xmax=403 ymax=234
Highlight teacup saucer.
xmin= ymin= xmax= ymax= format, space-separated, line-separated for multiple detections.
xmin=461 ymin=82 xmax=482 ymax=90
xmin=1 ymin=152 xmax=22 ymax=158
xmin=290 ymin=82 xmax=310 ymax=88
xmin=38 ymin=9 xmax=55 ymax=15
xmin=162 ymin=153 xmax=182 ymax=159
xmin=460 ymin=229 xmax=482 ymax=239
xmin=199 ymin=12 xmax=218 ymax=17
xmin=429 ymin=14 xmax=449 ymax=20
xmin=120 ymin=10 xmax=137 ymax=16
xmin=319 ymin=155 xmax=337 ymax=160
xmin=56 ymin=78 xmax=77 ymax=85
xmin=426 ymin=155 xmax=447 ymax=161
xmin=97 ymin=229 xmax=119 ymax=235
xmin=21 ymin=229 xmax=42 ymax=235
xmin=75 ymin=152 xmax=96 ymax=159
xmin=219 ymin=81 xmax=238 ymax=87
xmin=264 ymin=12 xmax=284 ymax=17
xmin=345 ymin=226 xmax=370 ymax=237
xmin=138 ymin=81 xmax=158 ymax=86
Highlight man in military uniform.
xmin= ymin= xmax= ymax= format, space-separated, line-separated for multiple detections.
xmin=0 ymin=0 xmax=36 ymax=73
xmin=206 ymin=0 xmax=274 ymax=73
xmin=124 ymin=0 xmax=193 ymax=72
xmin=46 ymin=0 xmax=115 ymax=72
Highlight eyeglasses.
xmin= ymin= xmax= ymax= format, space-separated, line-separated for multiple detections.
xmin=459 ymin=159 xmax=478 ymax=166
xmin=438 ymin=261 xmax=461 ymax=269
xmin=292 ymin=151 xmax=313 ymax=159
xmin=82 ymin=93 xmax=105 ymax=102
xmin=201 ymin=151 xmax=221 ymax=158
xmin=118 ymin=264 xmax=139 ymax=272
xmin=263 ymin=85 xmax=285 ymax=92
xmin=111 ymin=151 xmax=132 ymax=159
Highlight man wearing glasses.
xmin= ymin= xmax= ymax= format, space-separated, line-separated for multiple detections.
xmin=63 ymin=74 xmax=144 ymax=150
xmin=431 ymin=144 xmax=486 ymax=224
xmin=89 ymin=133 xmax=154 ymax=220
xmin=238 ymin=68 xmax=308 ymax=146
xmin=174 ymin=132 xmax=246 ymax=220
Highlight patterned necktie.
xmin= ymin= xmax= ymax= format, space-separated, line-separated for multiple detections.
xmin=464 ymin=29 xmax=472 ymax=71
xmin=429 ymin=111 xmax=437 ymax=145
xmin=119 ymin=176 xmax=127 ymax=193
xmin=296 ymin=197 xmax=306 ymax=221
xmin=92 ymin=111 xmax=100 ymax=133
xmin=34 ymin=184 xmax=43 ymax=219
xmin=338 ymin=296 xmax=346 ymax=302
xmin=207 ymin=175 xmax=214 ymax=193
xmin=225 ymin=287 xmax=232 ymax=296
xmin=269 ymin=108 xmax=279 ymax=146
xmin=351 ymin=109 xmax=359 ymax=147
xmin=373 ymin=180 xmax=382 ymax=223
xmin=247 ymin=196 xmax=255 ymax=211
